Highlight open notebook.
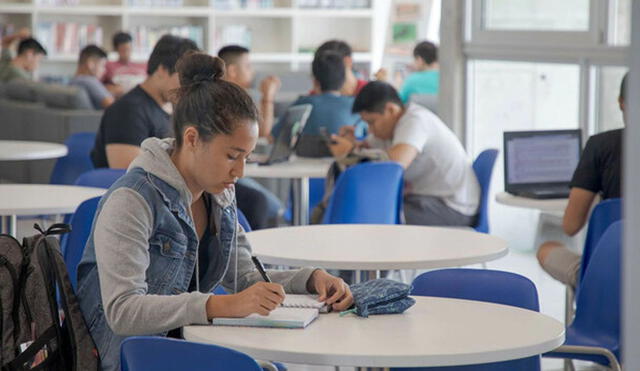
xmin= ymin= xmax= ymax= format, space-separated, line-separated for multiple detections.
xmin=211 ymin=295 xmax=326 ymax=329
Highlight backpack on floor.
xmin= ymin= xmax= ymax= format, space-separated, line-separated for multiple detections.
xmin=0 ymin=223 xmax=99 ymax=371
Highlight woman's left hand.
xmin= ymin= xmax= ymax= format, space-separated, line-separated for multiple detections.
xmin=307 ymin=269 xmax=354 ymax=311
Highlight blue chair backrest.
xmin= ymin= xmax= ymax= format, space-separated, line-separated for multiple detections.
xmin=579 ymin=198 xmax=622 ymax=284
xmin=121 ymin=336 xmax=262 ymax=371
xmin=61 ymin=196 xmax=100 ymax=291
xmin=323 ymin=162 xmax=403 ymax=224
xmin=237 ymin=208 xmax=252 ymax=232
xmin=74 ymin=168 xmax=126 ymax=189
xmin=472 ymin=149 xmax=499 ymax=234
xmin=572 ymin=221 xmax=622 ymax=359
xmin=50 ymin=132 xmax=96 ymax=185
xmin=403 ymin=268 xmax=540 ymax=371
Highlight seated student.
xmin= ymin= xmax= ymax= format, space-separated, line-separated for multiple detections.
xmin=218 ymin=44 xmax=284 ymax=229
xmin=398 ymin=40 xmax=439 ymax=103
xmin=102 ymin=31 xmax=147 ymax=98
xmin=273 ymin=51 xmax=363 ymax=157
xmin=90 ymin=34 xmax=198 ymax=169
xmin=329 ymin=81 xmax=480 ymax=227
xmin=311 ymin=40 xmax=367 ymax=97
xmin=537 ymin=73 xmax=627 ymax=289
xmin=218 ymin=45 xmax=280 ymax=137
xmin=0 ymin=29 xmax=47 ymax=83
xmin=76 ymin=52 xmax=353 ymax=371
xmin=69 ymin=45 xmax=114 ymax=109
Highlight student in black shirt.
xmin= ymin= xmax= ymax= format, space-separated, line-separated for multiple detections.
xmin=91 ymin=35 xmax=198 ymax=168
xmin=537 ymin=73 xmax=626 ymax=288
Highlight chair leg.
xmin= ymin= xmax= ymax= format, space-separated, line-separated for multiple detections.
xmin=563 ymin=359 xmax=575 ymax=371
xmin=554 ymin=345 xmax=621 ymax=371
xmin=565 ymin=285 xmax=575 ymax=326
xmin=257 ymin=360 xmax=278 ymax=371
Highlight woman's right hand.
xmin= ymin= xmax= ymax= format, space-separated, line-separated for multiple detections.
xmin=206 ymin=282 xmax=285 ymax=319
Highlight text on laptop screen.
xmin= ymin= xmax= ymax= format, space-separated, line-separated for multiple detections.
xmin=507 ymin=133 xmax=581 ymax=184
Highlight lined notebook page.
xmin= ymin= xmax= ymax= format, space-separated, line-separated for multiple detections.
xmin=282 ymin=295 xmax=327 ymax=312
xmin=211 ymin=307 xmax=319 ymax=329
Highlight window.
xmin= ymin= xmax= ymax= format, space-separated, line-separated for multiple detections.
xmin=595 ymin=66 xmax=628 ymax=132
xmin=483 ymin=0 xmax=590 ymax=31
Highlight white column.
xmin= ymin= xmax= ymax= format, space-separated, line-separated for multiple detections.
xmin=623 ymin=0 xmax=640 ymax=368
xmin=438 ymin=0 xmax=466 ymax=142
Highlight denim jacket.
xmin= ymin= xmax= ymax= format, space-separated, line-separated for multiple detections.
xmin=76 ymin=138 xmax=315 ymax=371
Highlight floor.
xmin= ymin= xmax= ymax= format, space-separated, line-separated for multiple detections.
xmin=13 ymin=218 xmax=606 ymax=371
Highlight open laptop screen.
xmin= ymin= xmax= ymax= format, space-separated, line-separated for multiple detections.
xmin=504 ymin=130 xmax=582 ymax=188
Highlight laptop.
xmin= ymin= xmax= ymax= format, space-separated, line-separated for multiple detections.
xmin=503 ymin=129 xmax=582 ymax=199
xmin=250 ymin=104 xmax=312 ymax=165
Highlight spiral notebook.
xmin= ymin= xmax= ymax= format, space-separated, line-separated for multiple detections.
xmin=211 ymin=295 xmax=326 ymax=329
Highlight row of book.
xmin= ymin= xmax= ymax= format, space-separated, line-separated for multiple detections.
xmin=35 ymin=22 xmax=104 ymax=57
xmin=297 ymin=0 xmax=370 ymax=8
xmin=212 ymin=0 xmax=273 ymax=9
xmin=130 ymin=25 xmax=204 ymax=55
xmin=215 ymin=24 xmax=251 ymax=48
xmin=127 ymin=0 xmax=184 ymax=5
xmin=0 ymin=24 xmax=17 ymax=41
xmin=35 ymin=0 xmax=80 ymax=5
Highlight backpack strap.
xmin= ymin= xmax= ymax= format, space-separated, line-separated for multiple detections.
xmin=33 ymin=223 xmax=71 ymax=237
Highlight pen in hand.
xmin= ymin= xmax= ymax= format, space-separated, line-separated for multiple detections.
xmin=251 ymin=256 xmax=272 ymax=283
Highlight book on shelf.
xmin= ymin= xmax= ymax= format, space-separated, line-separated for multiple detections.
xmin=212 ymin=0 xmax=274 ymax=9
xmin=127 ymin=0 xmax=184 ymax=6
xmin=298 ymin=0 xmax=370 ymax=9
xmin=35 ymin=0 xmax=80 ymax=5
xmin=132 ymin=25 xmax=204 ymax=56
xmin=216 ymin=24 xmax=251 ymax=49
xmin=36 ymin=22 xmax=103 ymax=58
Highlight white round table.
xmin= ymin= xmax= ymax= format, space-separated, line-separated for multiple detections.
xmin=0 ymin=184 xmax=106 ymax=236
xmin=247 ymin=224 xmax=508 ymax=276
xmin=184 ymin=296 xmax=565 ymax=368
xmin=0 ymin=140 xmax=68 ymax=161
xmin=495 ymin=191 xmax=568 ymax=214
xmin=245 ymin=157 xmax=333 ymax=225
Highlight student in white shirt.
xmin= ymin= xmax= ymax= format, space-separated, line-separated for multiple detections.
xmin=329 ymin=81 xmax=480 ymax=226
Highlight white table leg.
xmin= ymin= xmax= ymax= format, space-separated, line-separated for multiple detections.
xmin=1 ymin=215 xmax=17 ymax=237
xmin=292 ymin=177 xmax=310 ymax=226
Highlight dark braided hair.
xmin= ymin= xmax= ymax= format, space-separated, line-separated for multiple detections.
xmin=173 ymin=52 xmax=258 ymax=148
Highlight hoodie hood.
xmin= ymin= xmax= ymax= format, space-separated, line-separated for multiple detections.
xmin=129 ymin=137 xmax=235 ymax=209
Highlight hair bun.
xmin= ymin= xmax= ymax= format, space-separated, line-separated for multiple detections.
xmin=176 ymin=52 xmax=225 ymax=86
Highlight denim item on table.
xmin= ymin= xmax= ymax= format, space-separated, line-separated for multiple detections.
xmin=349 ymin=278 xmax=416 ymax=317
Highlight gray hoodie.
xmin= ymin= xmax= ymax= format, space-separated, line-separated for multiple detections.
xmin=91 ymin=137 xmax=315 ymax=336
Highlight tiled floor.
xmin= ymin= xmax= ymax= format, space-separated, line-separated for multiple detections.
xmin=13 ymin=218 xmax=607 ymax=371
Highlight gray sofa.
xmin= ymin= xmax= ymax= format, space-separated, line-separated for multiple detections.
xmin=0 ymin=80 xmax=102 ymax=183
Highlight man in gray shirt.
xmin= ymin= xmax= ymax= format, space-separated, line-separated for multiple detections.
xmin=69 ymin=44 xmax=114 ymax=109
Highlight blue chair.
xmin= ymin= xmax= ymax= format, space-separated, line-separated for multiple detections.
xmin=120 ymin=336 xmax=263 ymax=371
xmin=50 ymin=132 xmax=96 ymax=185
xmin=545 ymin=221 xmax=622 ymax=370
xmin=578 ymin=198 xmax=621 ymax=286
xmin=237 ymin=208 xmax=252 ymax=232
xmin=323 ymin=162 xmax=403 ymax=224
xmin=284 ymin=177 xmax=325 ymax=224
xmin=59 ymin=169 xmax=125 ymax=256
xmin=61 ymin=196 xmax=101 ymax=291
xmin=472 ymin=149 xmax=499 ymax=233
xmin=74 ymin=168 xmax=126 ymax=189
xmin=393 ymin=268 xmax=541 ymax=370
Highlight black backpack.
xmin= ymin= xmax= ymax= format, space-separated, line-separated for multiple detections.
xmin=0 ymin=224 xmax=99 ymax=371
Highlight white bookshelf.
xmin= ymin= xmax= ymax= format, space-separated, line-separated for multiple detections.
xmin=0 ymin=0 xmax=388 ymax=79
